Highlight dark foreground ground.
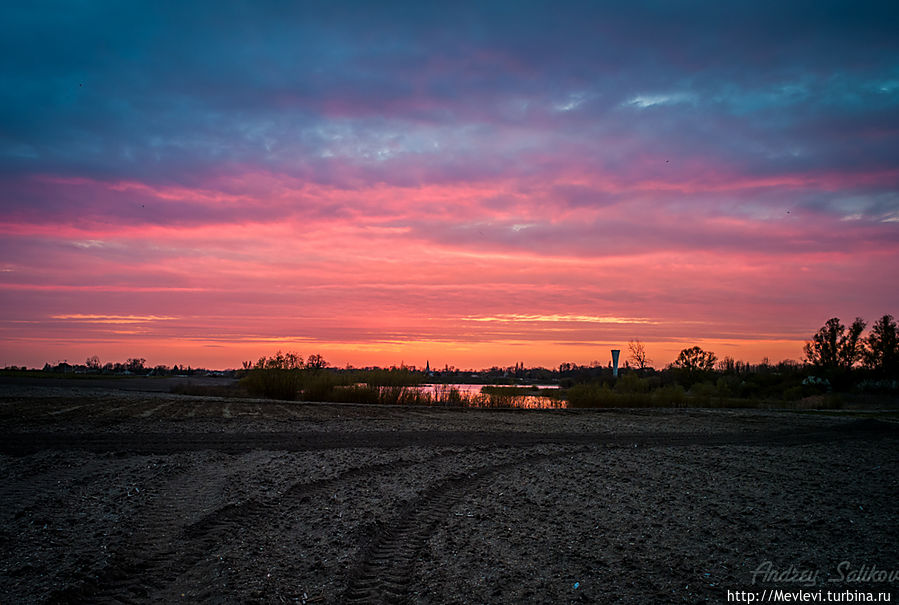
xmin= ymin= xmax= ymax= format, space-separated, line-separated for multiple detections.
xmin=1 ymin=379 xmax=897 ymax=604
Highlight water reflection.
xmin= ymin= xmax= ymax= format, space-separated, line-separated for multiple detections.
xmin=419 ymin=384 xmax=565 ymax=409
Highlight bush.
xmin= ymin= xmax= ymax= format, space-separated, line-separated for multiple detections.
xmin=715 ymin=375 xmax=739 ymax=398
xmin=689 ymin=381 xmax=716 ymax=405
xmin=650 ymin=384 xmax=685 ymax=406
xmin=240 ymin=365 xmax=349 ymax=401
xmin=567 ymin=383 xmax=611 ymax=408
xmin=783 ymin=386 xmax=805 ymax=401
xmin=567 ymin=383 xmax=659 ymax=408
xmin=377 ymin=386 xmax=430 ymax=405
xmin=240 ymin=369 xmax=304 ymax=400
xmin=615 ymin=372 xmax=650 ymax=394
xmin=565 ymin=382 xmax=685 ymax=408
xmin=300 ymin=372 xmax=343 ymax=402
xmin=329 ymin=385 xmax=381 ymax=404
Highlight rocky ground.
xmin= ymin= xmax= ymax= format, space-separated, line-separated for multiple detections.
xmin=0 ymin=378 xmax=897 ymax=604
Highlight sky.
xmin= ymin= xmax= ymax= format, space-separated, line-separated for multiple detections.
xmin=2 ymin=1 xmax=898 ymax=370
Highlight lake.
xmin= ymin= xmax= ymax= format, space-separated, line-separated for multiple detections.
xmin=419 ymin=383 xmax=564 ymax=409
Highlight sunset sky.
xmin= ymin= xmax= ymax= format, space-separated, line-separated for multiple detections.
xmin=2 ymin=1 xmax=898 ymax=370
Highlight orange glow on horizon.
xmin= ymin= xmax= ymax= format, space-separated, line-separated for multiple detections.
xmin=2 ymin=331 xmax=810 ymax=372
xmin=3 ymin=168 xmax=896 ymax=371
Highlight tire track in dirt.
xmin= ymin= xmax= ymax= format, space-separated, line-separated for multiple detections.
xmin=341 ymin=448 xmax=586 ymax=605
xmin=337 ymin=420 xmax=899 ymax=605
xmin=8 ymin=421 xmax=897 ymax=603
xmin=48 ymin=450 xmax=466 ymax=604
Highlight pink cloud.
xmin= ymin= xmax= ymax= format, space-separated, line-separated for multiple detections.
xmin=2 ymin=165 xmax=897 ymax=369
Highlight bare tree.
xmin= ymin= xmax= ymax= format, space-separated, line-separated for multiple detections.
xmin=627 ymin=339 xmax=651 ymax=371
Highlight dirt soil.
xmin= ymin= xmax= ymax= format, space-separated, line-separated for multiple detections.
xmin=1 ymin=378 xmax=897 ymax=604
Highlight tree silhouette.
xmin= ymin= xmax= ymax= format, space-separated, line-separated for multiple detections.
xmin=840 ymin=317 xmax=867 ymax=368
xmin=865 ymin=314 xmax=898 ymax=376
xmin=305 ymin=353 xmax=328 ymax=371
xmin=804 ymin=317 xmax=866 ymax=369
xmin=672 ymin=346 xmax=717 ymax=372
xmin=125 ymin=357 xmax=146 ymax=373
xmin=627 ymin=339 xmax=651 ymax=371
xmin=255 ymin=351 xmax=303 ymax=370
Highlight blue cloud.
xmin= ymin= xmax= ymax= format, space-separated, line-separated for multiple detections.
xmin=0 ymin=0 xmax=896 ymax=209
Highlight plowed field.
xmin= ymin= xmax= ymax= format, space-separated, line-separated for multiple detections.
xmin=1 ymin=379 xmax=896 ymax=604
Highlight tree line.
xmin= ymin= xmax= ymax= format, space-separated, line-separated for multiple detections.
xmin=803 ymin=315 xmax=898 ymax=375
xmin=13 ymin=314 xmax=896 ymax=403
